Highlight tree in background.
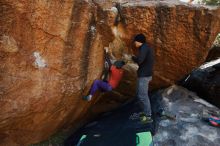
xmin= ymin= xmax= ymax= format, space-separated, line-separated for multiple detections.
xmin=201 ymin=0 xmax=220 ymax=5
xmin=213 ymin=33 xmax=220 ymax=46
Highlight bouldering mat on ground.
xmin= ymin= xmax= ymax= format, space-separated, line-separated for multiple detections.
xmin=64 ymin=99 xmax=158 ymax=146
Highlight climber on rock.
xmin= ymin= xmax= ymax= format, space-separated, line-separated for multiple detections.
xmin=83 ymin=48 xmax=126 ymax=101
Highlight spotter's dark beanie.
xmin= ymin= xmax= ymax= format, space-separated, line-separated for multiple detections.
xmin=134 ymin=33 xmax=146 ymax=43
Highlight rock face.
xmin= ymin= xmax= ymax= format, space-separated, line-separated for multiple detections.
xmin=116 ymin=1 xmax=220 ymax=89
xmin=206 ymin=46 xmax=220 ymax=61
xmin=0 ymin=0 xmax=219 ymax=145
xmin=0 ymin=1 xmax=104 ymax=145
xmin=154 ymin=85 xmax=220 ymax=146
xmin=181 ymin=59 xmax=220 ymax=107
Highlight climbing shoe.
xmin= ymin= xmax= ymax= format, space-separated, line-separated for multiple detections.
xmin=139 ymin=113 xmax=153 ymax=124
xmin=83 ymin=95 xmax=92 ymax=101
xmin=160 ymin=110 xmax=176 ymax=121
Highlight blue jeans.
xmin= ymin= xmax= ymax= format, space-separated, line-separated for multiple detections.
xmin=136 ymin=77 xmax=152 ymax=116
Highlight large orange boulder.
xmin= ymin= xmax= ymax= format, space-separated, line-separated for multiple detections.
xmin=109 ymin=1 xmax=220 ymax=89
xmin=0 ymin=1 xmax=104 ymax=145
xmin=0 ymin=0 xmax=219 ymax=145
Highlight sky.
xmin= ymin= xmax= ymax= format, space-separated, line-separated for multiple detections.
xmin=179 ymin=0 xmax=190 ymax=2
xmin=179 ymin=0 xmax=201 ymax=4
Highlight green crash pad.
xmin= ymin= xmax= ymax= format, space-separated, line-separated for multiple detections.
xmin=136 ymin=132 xmax=153 ymax=146
xmin=77 ymin=132 xmax=153 ymax=146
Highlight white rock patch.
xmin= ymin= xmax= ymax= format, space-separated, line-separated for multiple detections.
xmin=33 ymin=52 xmax=47 ymax=68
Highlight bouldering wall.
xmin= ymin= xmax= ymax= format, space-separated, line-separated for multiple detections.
xmin=0 ymin=0 xmax=105 ymax=145
xmin=0 ymin=0 xmax=219 ymax=145
xmin=107 ymin=1 xmax=220 ymax=89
